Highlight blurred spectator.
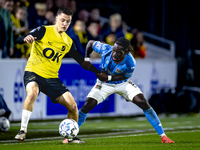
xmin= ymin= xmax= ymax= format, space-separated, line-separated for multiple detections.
xmin=19 ymin=0 xmax=30 ymax=8
xmin=74 ymin=20 xmax=88 ymax=48
xmin=77 ymin=9 xmax=89 ymax=23
xmin=27 ymin=1 xmax=39 ymax=30
xmin=34 ymin=2 xmax=49 ymax=26
xmin=45 ymin=10 xmax=55 ymax=25
xmin=51 ymin=0 xmax=69 ymax=14
xmin=12 ymin=6 xmax=28 ymax=35
xmin=65 ymin=22 xmax=85 ymax=57
xmin=27 ymin=1 xmax=49 ymax=30
xmin=12 ymin=0 xmax=21 ymax=13
xmin=0 ymin=16 xmax=6 ymax=58
xmin=0 ymin=0 xmax=14 ymax=58
xmin=45 ymin=0 xmax=54 ymax=11
xmin=64 ymin=0 xmax=85 ymax=57
xmin=100 ymin=13 xmax=124 ymax=45
xmin=109 ymin=13 xmax=124 ymax=37
xmin=105 ymin=33 xmax=116 ymax=46
xmin=130 ymin=28 xmax=146 ymax=58
xmin=68 ymin=0 xmax=76 ymax=13
xmin=87 ymin=8 xmax=101 ymax=34
xmin=2 ymin=0 xmax=14 ymax=13
xmin=14 ymin=5 xmax=28 ymax=28
xmin=11 ymin=6 xmax=29 ymax=58
xmin=87 ymin=22 xmax=102 ymax=60
xmin=86 ymin=18 xmax=102 ymax=59
xmin=55 ymin=0 xmax=69 ymax=8
xmin=88 ymin=8 xmax=100 ymax=23
xmin=87 ymin=22 xmax=102 ymax=41
xmin=122 ymin=21 xmax=133 ymax=41
xmin=68 ymin=0 xmax=77 ymax=23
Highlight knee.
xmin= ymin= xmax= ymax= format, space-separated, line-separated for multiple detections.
xmin=26 ymin=82 xmax=39 ymax=102
xmin=26 ymin=90 xmax=38 ymax=102
xmin=81 ymin=98 xmax=97 ymax=113
xmin=68 ymin=102 xmax=78 ymax=114
xmin=132 ymin=94 xmax=150 ymax=110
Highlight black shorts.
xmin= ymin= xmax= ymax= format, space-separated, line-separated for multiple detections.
xmin=24 ymin=71 xmax=69 ymax=103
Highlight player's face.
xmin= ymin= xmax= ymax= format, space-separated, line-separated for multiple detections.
xmin=56 ymin=13 xmax=72 ymax=33
xmin=112 ymin=43 xmax=126 ymax=62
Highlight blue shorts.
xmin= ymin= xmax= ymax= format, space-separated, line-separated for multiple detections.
xmin=23 ymin=71 xmax=69 ymax=103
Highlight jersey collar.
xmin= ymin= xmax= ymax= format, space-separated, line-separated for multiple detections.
xmin=113 ymin=55 xmax=126 ymax=64
xmin=54 ymin=25 xmax=64 ymax=37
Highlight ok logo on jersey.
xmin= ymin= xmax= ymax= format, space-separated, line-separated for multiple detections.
xmin=43 ymin=48 xmax=62 ymax=63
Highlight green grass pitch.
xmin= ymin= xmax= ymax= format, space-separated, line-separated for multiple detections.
xmin=1 ymin=114 xmax=200 ymax=150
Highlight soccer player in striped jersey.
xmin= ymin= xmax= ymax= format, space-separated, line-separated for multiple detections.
xmin=77 ymin=38 xmax=174 ymax=143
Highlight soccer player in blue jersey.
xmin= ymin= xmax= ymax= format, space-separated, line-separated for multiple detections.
xmin=77 ymin=37 xmax=174 ymax=143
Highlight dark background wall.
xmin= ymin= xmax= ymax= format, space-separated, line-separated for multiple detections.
xmin=76 ymin=0 xmax=200 ymax=58
xmin=75 ymin=0 xmax=200 ymax=87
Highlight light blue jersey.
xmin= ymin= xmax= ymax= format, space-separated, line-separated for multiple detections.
xmin=93 ymin=41 xmax=136 ymax=84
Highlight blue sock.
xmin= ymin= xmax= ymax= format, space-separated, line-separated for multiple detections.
xmin=143 ymin=107 xmax=164 ymax=136
xmin=78 ymin=109 xmax=88 ymax=128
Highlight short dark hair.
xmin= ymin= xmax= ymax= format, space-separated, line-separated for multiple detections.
xmin=116 ymin=37 xmax=133 ymax=53
xmin=57 ymin=7 xmax=74 ymax=16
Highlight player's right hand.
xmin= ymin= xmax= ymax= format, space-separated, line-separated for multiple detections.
xmin=95 ymin=71 xmax=108 ymax=82
xmin=24 ymin=35 xmax=37 ymax=44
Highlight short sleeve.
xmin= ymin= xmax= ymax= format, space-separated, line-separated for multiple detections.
xmin=92 ymin=41 xmax=112 ymax=55
xmin=92 ymin=41 xmax=103 ymax=53
xmin=124 ymin=55 xmax=136 ymax=78
xmin=29 ymin=26 xmax=46 ymax=40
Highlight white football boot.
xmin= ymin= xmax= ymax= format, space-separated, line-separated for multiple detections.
xmin=15 ymin=130 xmax=27 ymax=141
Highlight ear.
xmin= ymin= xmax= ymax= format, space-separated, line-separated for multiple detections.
xmin=125 ymin=49 xmax=129 ymax=55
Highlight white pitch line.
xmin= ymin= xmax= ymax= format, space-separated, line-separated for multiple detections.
xmin=9 ymin=125 xmax=200 ymax=133
xmin=2 ymin=129 xmax=200 ymax=145
xmin=1 ymin=127 xmax=200 ymax=144
xmin=86 ymin=129 xmax=200 ymax=140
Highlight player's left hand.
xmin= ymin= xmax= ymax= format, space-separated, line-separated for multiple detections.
xmin=24 ymin=35 xmax=37 ymax=44
xmin=95 ymin=71 xmax=108 ymax=81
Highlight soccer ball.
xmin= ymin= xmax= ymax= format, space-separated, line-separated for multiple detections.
xmin=0 ymin=117 xmax=10 ymax=131
xmin=59 ymin=119 xmax=79 ymax=139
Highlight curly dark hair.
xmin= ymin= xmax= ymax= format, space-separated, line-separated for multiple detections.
xmin=115 ymin=37 xmax=134 ymax=53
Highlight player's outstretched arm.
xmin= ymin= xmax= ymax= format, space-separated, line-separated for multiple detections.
xmin=80 ymin=40 xmax=101 ymax=73
xmin=68 ymin=46 xmax=100 ymax=74
xmin=85 ymin=40 xmax=95 ymax=57
xmin=96 ymin=73 xmax=128 ymax=82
